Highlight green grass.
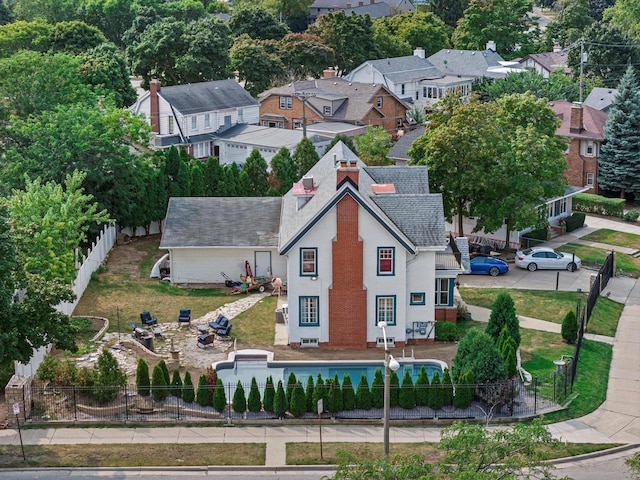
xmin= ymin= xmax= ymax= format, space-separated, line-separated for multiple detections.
xmin=560 ymin=243 xmax=640 ymax=278
xmin=580 ymin=228 xmax=640 ymax=250
xmin=458 ymin=288 xmax=621 ymax=337
xmin=231 ymin=295 xmax=278 ymax=345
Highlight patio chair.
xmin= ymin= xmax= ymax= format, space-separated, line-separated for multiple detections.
xmin=216 ymin=324 xmax=232 ymax=339
xmin=197 ymin=333 xmax=215 ymax=348
xmin=208 ymin=314 xmax=229 ymax=331
xmin=178 ymin=309 xmax=191 ymax=324
xmin=140 ymin=311 xmax=158 ymax=326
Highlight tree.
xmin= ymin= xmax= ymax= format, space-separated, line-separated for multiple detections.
xmin=158 ymin=359 xmax=170 ymax=386
xmin=441 ymin=368 xmax=454 ymax=406
xmin=332 ymin=374 xmax=343 ymax=412
xmin=372 ymin=19 xmax=412 ymax=58
xmin=474 ymin=70 xmax=580 ymax=103
xmin=269 ymin=147 xmax=298 ymax=195
xmin=92 ymin=349 xmax=126 ymax=402
xmin=231 ymin=35 xmax=286 ymax=98
xmin=604 ymin=0 xmax=640 ymax=40
xmin=561 ymin=310 xmax=579 ymax=343
xmin=354 ymin=126 xmax=393 ymax=166
xmin=152 ymin=363 xmax=169 ymax=401
xmin=289 ymin=381 xmax=306 ymax=417
xmin=598 ymin=66 xmax=640 ymax=199
xmin=136 ymin=359 xmax=151 ymax=396
xmin=415 ymin=366 xmax=430 ymax=407
xmin=453 ymin=370 xmax=474 ymax=409
xmin=229 ymin=5 xmax=289 ymax=40
xmin=171 ymin=369 xmax=183 ymax=397
xmin=5 ymin=171 xmax=110 ymax=285
xmin=263 ymin=376 xmax=275 ymax=412
xmin=190 ymin=163 xmax=205 ymax=197
xmin=453 ymin=328 xmax=508 ymax=384
xmin=374 ymin=11 xmax=452 ymax=56
xmin=263 ymin=0 xmax=314 ymax=32
xmin=293 ymin=137 xmax=320 ymax=178
xmin=213 ymin=378 xmax=226 ymax=412
xmin=429 ymin=371 xmax=443 ymax=410
xmin=452 ymin=0 xmax=538 ymax=59
xmin=504 ymin=341 xmax=518 ymax=378
xmin=0 ymin=20 xmax=54 ymax=57
xmin=218 ymin=164 xmax=240 ymax=196
xmin=371 ymin=369 xmax=384 ymax=408
xmin=428 ymin=0 xmax=468 ymax=28
xmin=389 ymin=370 xmax=400 ymax=407
xmin=242 ymin=149 xmax=270 ymax=196
xmin=232 ymin=380 xmax=247 ymax=413
xmin=48 ymin=21 xmax=107 ymax=55
xmin=182 ymin=371 xmax=195 ymax=403
xmin=0 ymin=1 xmax=13 ymax=25
xmin=80 ymin=43 xmax=138 ymax=108
xmin=485 ymin=292 xmax=520 ymax=346
xmin=280 ymin=33 xmax=334 ymax=80
xmin=247 ymin=377 xmax=262 ymax=412
xmin=342 ymin=374 xmax=356 ymax=410
xmin=399 ymin=370 xmax=416 ymax=409
xmin=305 ymin=374 xmax=315 ymax=413
xmin=286 ymin=372 xmax=298 ymax=406
xmin=77 ymin=0 xmax=136 ymax=46
xmin=203 ymin=156 xmax=223 ymax=196
xmin=274 ymin=379 xmax=288 ymax=418
xmin=312 ymin=374 xmax=325 ymax=413
xmin=176 ymin=159 xmax=191 ymax=196
xmin=355 ymin=374 xmax=371 ymax=410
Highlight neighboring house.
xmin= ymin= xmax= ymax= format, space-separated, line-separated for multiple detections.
xmin=583 ymin=88 xmax=619 ymax=113
xmin=346 ymin=48 xmax=473 ymax=111
xmin=259 ymin=78 xmax=408 ymax=135
xmin=130 ymin=79 xmax=260 ymax=159
xmin=549 ymin=101 xmax=608 ymax=195
xmin=160 ymin=197 xmax=285 ymax=285
xmin=519 ymin=46 xmax=571 ymax=78
xmin=386 ymin=126 xmax=425 ymax=165
xmin=213 ymin=124 xmax=330 ymax=167
xmin=309 ymin=0 xmax=413 ymax=21
xmin=280 ymin=142 xmax=462 ymax=348
xmin=427 ymin=46 xmax=523 ymax=80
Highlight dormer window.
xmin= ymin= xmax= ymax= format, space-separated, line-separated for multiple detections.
xmin=377 ymin=96 xmax=383 ymax=108
xmin=323 ymin=106 xmax=332 ymax=115
xmin=280 ymin=96 xmax=293 ymax=109
xmin=191 ymin=117 xmax=197 ymax=130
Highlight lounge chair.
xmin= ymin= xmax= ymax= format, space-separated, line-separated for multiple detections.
xmin=178 ymin=309 xmax=191 ymax=324
xmin=197 ymin=333 xmax=215 ymax=348
xmin=140 ymin=311 xmax=158 ymax=326
xmin=208 ymin=314 xmax=229 ymax=331
xmin=216 ymin=324 xmax=232 ymax=339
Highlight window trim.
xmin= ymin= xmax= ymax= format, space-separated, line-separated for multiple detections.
xmin=377 ymin=96 xmax=383 ymax=108
xmin=376 ymin=295 xmax=396 ymax=326
xmin=191 ymin=116 xmax=197 ymax=130
xmin=435 ymin=278 xmax=451 ymax=306
xmin=377 ymin=247 xmax=395 ymax=276
xmin=586 ymin=172 xmax=594 ymax=186
xmin=300 ymin=247 xmax=318 ymax=276
xmin=279 ymin=96 xmax=293 ymax=109
xmin=410 ymin=292 xmax=426 ymax=305
xmin=299 ymin=296 xmax=319 ymax=326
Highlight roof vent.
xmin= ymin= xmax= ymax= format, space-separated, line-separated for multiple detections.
xmin=302 ymin=176 xmax=314 ymax=191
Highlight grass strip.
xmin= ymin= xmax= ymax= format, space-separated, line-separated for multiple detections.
xmin=579 ymin=229 xmax=640 ymax=250
xmin=560 ymin=243 xmax=640 ymax=278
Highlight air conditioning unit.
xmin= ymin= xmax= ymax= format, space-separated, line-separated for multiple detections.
xmin=376 ymin=337 xmax=395 ymax=347
xmin=300 ymin=338 xmax=319 ymax=347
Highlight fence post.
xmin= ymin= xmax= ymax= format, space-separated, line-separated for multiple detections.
xmin=73 ymin=385 xmax=78 ymax=422
xmin=227 ymin=382 xmax=233 ymax=425
xmin=124 ymin=384 xmax=129 ymax=422
xmin=533 ymin=378 xmax=538 ymax=415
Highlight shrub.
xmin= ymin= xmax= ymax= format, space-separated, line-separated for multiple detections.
xmin=429 ymin=371 xmax=443 ymax=410
xmin=312 ymin=374 xmax=325 ymax=414
xmin=182 ymin=371 xmax=195 ymax=403
xmin=232 ymin=380 xmax=246 ymax=413
xmin=170 ymin=370 xmax=182 ymax=397
xmin=355 ymin=374 xmax=371 ymax=410
xmin=561 ymin=310 xmax=578 ymax=344
xmin=624 ymin=210 xmax=640 ymax=222
xmin=342 ymin=374 xmax=356 ymax=410
xmin=505 ymin=343 xmax=518 ymax=378
xmin=247 ymin=377 xmax=262 ymax=412
xmin=289 ymin=382 xmax=306 ymax=417
xmin=158 ymin=360 xmax=170 ymax=386
xmin=565 ymin=212 xmax=586 ymax=232
xmin=486 ymin=292 xmax=520 ymax=347
xmin=285 ymin=372 xmax=297 ymax=406
xmin=324 ymin=379 xmax=336 ymax=413
xmin=37 ymin=355 xmax=61 ymax=383
xmin=196 ymin=374 xmax=210 ymax=406
xmin=213 ymin=378 xmax=226 ymax=412
xmin=573 ymin=193 xmax=625 ymax=217
xmin=453 ymin=370 xmax=474 ymax=409
xmin=92 ymin=349 xmax=126 ymax=402
xmin=332 ymin=374 xmax=343 ymax=412
xmin=305 ymin=375 xmax=315 ymax=413
xmin=274 ymin=380 xmax=287 ymax=418
xmin=435 ymin=321 xmax=459 ymax=342
xmin=371 ymin=368 xmax=384 ymax=408
xmin=455 ymin=300 xmax=470 ymax=322
xmin=441 ymin=368 xmax=453 ymax=407
xmin=76 ymin=366 xmax=94 ymax=387
xmin=390 ymin=370 xmax=400 ymax=407
xmin=522 ymin=227 xmax=548 ymax=241
xmin=263 ymin=376 xmax=275 ymax=413
xmin=452 ymin=328 xmax=508 ymax=384
xmin=152 ymin=364 xmax=169 ymax=402
xmin=136 ymin=359 xmax=150 ymax=397
xmin=415 ymin=366 xmax=430 ymax=407
xmin=205 ymin=367 xmax=218 ymax=405
xmin=399 ymin=370 xmax=416 ymax=409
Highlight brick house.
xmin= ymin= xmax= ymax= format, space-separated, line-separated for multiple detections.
xmin=258 ymin=78 xmax=408 ymax=136
xmin=549 ymin=101 xmax=608 ymax=194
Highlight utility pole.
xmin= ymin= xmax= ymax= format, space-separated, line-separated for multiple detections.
xmin=579 ymin=38 xmax=586 ymax=103
xmin=292 ymin=92 xmax=317 ymax=138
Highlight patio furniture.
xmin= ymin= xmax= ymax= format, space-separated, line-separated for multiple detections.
xmin=197 ymin=324 xmax=209 ymax=334
xmin=151 ymin=326 xmax=163 ymax=338
xmin=140 ymin=311 xmax=158 ymax=326
xmin=178 ymin=309 xmax=191 ymax=324
xmin=197 ymin=333 xmax=215 ymax=348
xmin=216 ymin=324 xmax=232 ymax=339
xmin=208 ymin=314 xmax=229 ymax=331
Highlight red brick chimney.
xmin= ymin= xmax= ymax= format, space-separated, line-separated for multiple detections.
xmin=150 ymin=79 xmax=161 ymax=134
xmin=323 ymin=68 xmax=337 ymax=78
xmin=570 ymin=103 xmax=583 ymax=134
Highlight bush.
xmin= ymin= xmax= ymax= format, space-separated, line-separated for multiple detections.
xmin=435 ymin=321 xmax=459 ymax=342
xmin=522 ymin=227 xmax=548 ymax=241
xmin=213 ymin=378 xmax=226 ymax=412
xmin=452 ymin=328 xmax=508 ymax=383
xmin=170 ymin=370 xmax=182 ymax=397
xmin=232 ymin=380 xmax=246 ymax=413
xmin=624 ymin=210 xmax=640 ymax=222
xmin=332 ymin=374 xmax=343 ymax=412
xmin=355 ymin=374 xmax=371 ymax=410
xmin=486 ymin=292 xmax=520 ymax=347
xmin=573 ymin=193 xmax=625 ymax=217
xmin=442 ymin=368 xmax=454 ymax=407
xmin=305 ymin=375 xmax=315 ymax=413
xmin=247 ymin=377 xmax=262 ymax=412
xmin=263 ymin=376 xmax=275 ymax=413
xmin=371 ymin=369 xmax=384 ymax=408
xmin=37 ymin=355 xmax=61 ymax=383
xmin=152 ymin=364 xmax=169 ymax=402
xmin=158 ymin=360 xmax=170 ymax=386
xmin=429 ymin=371 xmax=443 ymax=410
xmin=390 ymin=370 xmax=399 ymax=407
xmin=561 ymin=310 xmax=578 ymax=344
xmin=312 ymin=374 xmax=325 ymax=414
xmin=342 ymin=374 xmax=356 ymax=410
xmin=286 ymin=372 xmax=297 ymax=406
xmin=76 ymin=366 xmax=94 ymax=387
xmin=289 ymin=382 xmax=306 ymax=417
xmin=274 ymin=380 xmax=287 ymax=418
xmin=399 ymin=370 xmax=415 ymax=409
xmin=93 ymin=350 xmax=126 ymax=403
xmin=415 ymin=366 xmax=430 ymax=407
xmin=196 ymin=374 xmax=210 ymax=406
xmin=136 ymin=359 xmax=150 ymax=396
xmin=182 ymin=371 xmax=195 ymax=403
xmin=565 ymin=212 xmax=586 ymax=232
xmin=453 ymin=370 xmax=474 ymax=409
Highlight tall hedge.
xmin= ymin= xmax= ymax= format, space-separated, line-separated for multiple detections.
xmin=232 ymin=380 xmax=247 ymax=413
xmin=247 ymin=377 xmax=262 ymax=412
xmin=429 ymin=371 xmax=443 ymax=410
xmin=263 ymin=376 xmax=275 ymax=413
xmin=196 ymin=374 xmax=210 ymax=406
xmin=573 ymin=193 xmax=624 ymax=217
xmin=182 ymin=371 xmax=195 ymax=403
xmin=399 ymin=369 xmax=416 ymax=409
xmin=312 ymin=374 xmax=325 ymax=414
xmin=415 ymin=366 xmax=430 ymax=407
xmin=286 ymin=372 xmax=297 ymax=406
xmin=158 ymin=359 xmax=170 ymax=386
xmin=274 ymin=380 xmax=288 ymax=418
xmin=453 ymin=370 xmax=474 ymax=409
xmin=289 ymin=381 xmax=306 ymax=417
xmin=136 ymin=358 xmax=150 ymax=397
xmin=305 ymin=375 xmax=315 ymax=413
xmin=342 ymin=374 xmax=356 ymax=410
xmin=213 ymin=378 xmax=226 ymax=413
xmin=442 ymin=368 xmax=453 ymax=407
xmin=332 ymin=374 xmax=343 ymax=412
xmin=355 ymin=374 xmax=371 ymax=410
xmin=170 ymin=369 xmax=182 ymax=398
xmin=151 ymin=363 xmax=169 ymax=401
xmin=371 ymin=368 xmax=384 ymax=408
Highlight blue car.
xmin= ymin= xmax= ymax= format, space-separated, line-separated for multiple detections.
xmin=469 ymin=255 xmax=509 ymax=276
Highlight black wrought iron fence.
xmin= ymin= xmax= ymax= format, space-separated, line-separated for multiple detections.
xmin=586 ymin=250 xmax=615 ymax=325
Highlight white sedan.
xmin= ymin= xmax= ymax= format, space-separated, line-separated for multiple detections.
xmin=515 ymin=247 xmax=582 ymax=272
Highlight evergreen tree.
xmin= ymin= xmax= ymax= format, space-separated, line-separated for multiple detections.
xmin=305 ymin=375 xmax=315 ymax=413
xmin=196 ymin=373 xmax=210 ymax=406
xmin=270 ymin=147 xmax=298 ymax=195
xmin=324 ymin=378 xmax=336 ymax=413
xmin=263 ymin=376 xmax=275 ymax=413
xmin=274 ymin=379 xmax=288 ymax=418
xmin=204 ymin=156 xmax=222 ymax=196
xmin=92 ymin=350 xmax=127 ymax=402
xmin=158 ymin=359 xmax=170 ymax=386
xmin=561 ymin=310 xmax=579 ymax=344
xmin=355 ymin=374 xmax=372 ymax=410
xmin=219 ymin=164 xmax=239 ymax=196
xmin=176 ymin=159 xmax=191 ymax=196
xmin=205 ymin=367 xmax=218 ymax=407
xmin=399 ymin=369 xmax=416 ymax=409
xmin=152 ymin=363 xmax=169 ymax=401
xmin=182 ymin=371 xmax=195 ymax=403
xmin=496 ymin=325 xmax=510 ymax=354
xmin=371 ymin=368 xmax=384 ymax=408
xmin=165 ymin=146 xmax=181 ymax=182
xmin=286 ymin=372 xmax=298 ymax=406
xmin=242 ymin=149 xmax=270 ymax=196
xmin=429 ymin=371 xmax=443 ymax=410
xmin=190 ymin=162 xmax=205 ymax=196
xmin=136 ymin=358 xmax=150 ymax=397
xmin=312 ymin=374 xmax=325 ymax=414
xmin=342 ymin=374 xmax=356 ymax=410
xmin=289 ymin=381 xmax=306 ymax=417
xmin=170 ymin=369 xmax=182 ymax=398
xmin=323 ymin=134 xmax=357 ymax=155
xmin=247 ymin=377 xmax=262 ymax=412
xmin=486 ymin=292 xmax=521 ymax=346
xmin=293 ymin=137 xmax=320 ymax=178
xmin=332 ymin=374 xmax=343 ymax=412
xmin=213 ymin=378 xmax=227 ymax=412
xmin=389 ymin=370 xmax=400 ymax=407
xmin=505 ymin=342 xmax=518 ymax=378
xmin=453 ymin=328 xmax=508 ymax=384
xmin=232 ymin=380 xmax=247 ymax=413
xmin=415 ymin=366 xmax=430 ymax=407
xmin=453 ymin=370 xmax=474 ymax=409
xmin=442 ymin=368 xmax=454 ymax=407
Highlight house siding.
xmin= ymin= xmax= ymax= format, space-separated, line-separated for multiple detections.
xmin=565 ymin=138 xmax=599 ymax=194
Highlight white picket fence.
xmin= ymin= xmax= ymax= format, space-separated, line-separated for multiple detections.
xmin=14 ymin=223 xmax=118 ymax=377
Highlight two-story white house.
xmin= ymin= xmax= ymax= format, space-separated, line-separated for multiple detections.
xmin=130 ymin=79 xmax=260 ymax=159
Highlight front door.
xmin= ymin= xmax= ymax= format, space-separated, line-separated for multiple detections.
xmin=254 ymin=251 xmax=272 ymax=277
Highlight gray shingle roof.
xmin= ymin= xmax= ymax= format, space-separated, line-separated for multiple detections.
xmin=353 ymin=56 xmax=444 ymax=84
xmin=427 ymin=49 xmax=507 ymax=79
xmin=160 ymin=197 xmax=282 ymax=249
xmin=158 ymin=79 xmax=259 ymax=116
xmin=583 ymin=88 xmax=619 ymax=112
xmin=386 ymin=127 xmax=425 ymax=162
xmin=363 ymin=166 xmax=429 ymax=194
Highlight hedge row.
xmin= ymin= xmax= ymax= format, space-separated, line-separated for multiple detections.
xmin=573 ymin=193 xmax=625 ymax=218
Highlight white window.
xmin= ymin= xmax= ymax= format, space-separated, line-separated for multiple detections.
xmin=280 ymin=96 xmax=293 ymax=109
xmin=300 ymin=297 xmax=319 ymax=325
xmin=300 ymin=248 xmax=317 ymax=275
xmin=194 ymin=142 xmax=210 ymax=158
xmin=323 ymin=106 xmax=332 ymax=115
xmin=293 ymin=119 xmax=302 ymax=129
xmin=238 ymin=109 xmax=244 ymax=122
xmin=586 ymin=173 xmax=594 ymax=186
xmin=168 ymin=116 xmax=174 ymax=134
xmin=377 ymin=97 xmax=383 ymax=108
xmin=586 ymin=140 xmax=594 ymax=156
xmin=401 ymin=84 xmax=405 ymax=95
xmin=376 ymin=296 xmax=396 ymax=325
xmin=204 ymin=114 xmax=210 ymax=128
xmin=552 ymin=198 xmax=567 ymax=217
xmin=377 ymin=247 xmax=394 ymax=275
xmin=435 ymin=278 xmax=450 ymax=306
xmin=191 ymin=116 xmax=197 ymax=130
xmin=582 ymin=140 xmax=597 ymax=157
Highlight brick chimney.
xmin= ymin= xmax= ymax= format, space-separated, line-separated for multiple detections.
xmin=150 ymin=79 xmax=161 ymax=134
xmin=346 ymin=2 xmax=351 ymax=7
xmin=570 ymin=103 xmax=583 ymax=134
xmin=336 ymin=159 xmax=359 ymax=188
xmin=413 ymin=47 xmax=425 ymax=59
xmin=323 ymin=67 xmax=337 ymax=78
xmin=486 ymin=40 xmax=496 ymax=52
xmin=553 ymin=43 xmax=562 ymax=53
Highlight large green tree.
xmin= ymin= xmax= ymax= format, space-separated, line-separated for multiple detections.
xmin=473 ymin=70 xmax=580 ymax=103
xmin=270 ymin=147 xmax=298 ymax=195
xmin=242 ymin=149 xmax=270 ymax=196
xmin=354 ymin=125 xmax=393 ymax=166
xmin=374 ymin=11 xmax=451 ymax=56
xmin=452 ymin=328 xmax=508 ymax=383
xmin=231 ymin=35 xmax=286 ymax=97
xmin=228 ymin=4 xmax=289 ymax=40
xmin=293 ymin=137 xmax=320 ymax=178
xmin=280 ymin=33 xmax=334 ymax=80
xmin=0 ymin=20 xmax=53 ymax=56
xmin=80 ymin=43 xmax=138 ymax=107
xmin=77 ymin=0 xmax=135 ymax=45
xmin=485 ymin=292 xmax=520 ymax=346
xmin=49 ymin=21 xmax=107 ymax=54
xmin=10 ymin=0 xmax=78 ymax=24
xmin=428 ymin=0 xmax=468 ymax=28
xmin=598 ymin=66 xmax=640 ymax=199
xmin=603 ymin=0 xmax=640 ymax=39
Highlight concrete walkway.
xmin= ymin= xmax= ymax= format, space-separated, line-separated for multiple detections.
xmin=1 ymin=215 xmax=640 ymax=465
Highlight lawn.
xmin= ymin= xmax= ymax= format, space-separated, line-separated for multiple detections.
xmin=580 ymin=228 xmax=640 ymax=250
xmin=560 ymin=243 xmax=640 ymax=278
xmin=458 ymin=288 xmax=623 ymax=337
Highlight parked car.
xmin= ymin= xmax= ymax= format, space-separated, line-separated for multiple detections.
xmin=469 ymin=255 xmax=509 ymax=276
xmin=515 ymin=247 xmax=581 ymax=272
